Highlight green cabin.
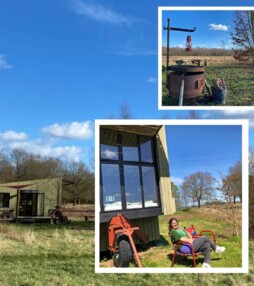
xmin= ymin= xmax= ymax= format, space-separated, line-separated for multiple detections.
xmin=0 ymin=178 xmax=62 ymax=219
xmin=99 ymin=125 xmax=176 ymax=251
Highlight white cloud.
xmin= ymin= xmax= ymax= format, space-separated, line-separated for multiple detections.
xmin=171 ymin=176 xmax=183 ymax=186
xmin=72 ymin=0 xmax=131 ymax=26
xmin=7 ymin=140 xmax=82 ymax=161
xmin=0 ymin=123 xmax=93 ymax=162
xmin=147 ymin=77 xmax=157 ymax=83
xmin=221 ymin=110 xmax=254 ymax=128
xmin=209 ymin=23 xmax=229 ymax=31
xmin=0 ymin=55 xmax=12 ymax=69
xmin=102 ymin=149 xmax=117 ymax=159
xmin=0 ymin=131 xmax=27 ymax=141
xmin=203 ymin=110 xmax=254 ymax=128
xmin=41 ymin=121 xmax=93 ymax=140
xmin=116 ymin=48 xmax=157 ymax=56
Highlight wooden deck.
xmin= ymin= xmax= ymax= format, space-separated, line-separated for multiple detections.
xmin=16 ymin=216 xmax=52 ymax=223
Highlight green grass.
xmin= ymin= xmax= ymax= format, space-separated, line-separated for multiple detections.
xmin=0 ymin=211 xmax=250 ymax=286
xmin=162 ymin=63 xmax=254 ymax=106
xmin=0 ymin=221 xmax=94 ymax=286
xmin=145 ymin=209 xmax=242 ymax=268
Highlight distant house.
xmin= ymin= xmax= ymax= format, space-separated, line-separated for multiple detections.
xmin=0 ymin=178 xmax=62 ymax=219
xmin=99 ymin=125 xmax=176 ymax=251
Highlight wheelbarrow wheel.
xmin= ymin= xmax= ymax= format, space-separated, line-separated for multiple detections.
xmin=113 ymin=235 xmax=133 ymax=267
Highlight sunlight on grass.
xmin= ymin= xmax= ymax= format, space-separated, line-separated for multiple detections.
xmin=162 ymin=61 xmax=254 ymax=106
xmin=0 ymin=215 xmax=251 ymax=285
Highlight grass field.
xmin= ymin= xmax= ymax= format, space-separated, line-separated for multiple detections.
xmin=100 ymin=204 xmax=242 ymax=268
xmin=161 ymin=56 xmax=254 ymax=106
xmin=0 ymin=204 xmax=248 ymax=286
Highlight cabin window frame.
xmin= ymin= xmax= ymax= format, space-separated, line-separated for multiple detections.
xmin=100 ymin=129 xmax=161 ymax=221
xmin=0 ymin=192 xmax=10 ymax=208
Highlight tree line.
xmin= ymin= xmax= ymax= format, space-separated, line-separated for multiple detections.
xmin=162 ymin=47 xmax=234 ymax=57
xmin=171 ymin=159 xmax=242 ymax=209
xmin=0 ymin=148 xmax=94 ymax=205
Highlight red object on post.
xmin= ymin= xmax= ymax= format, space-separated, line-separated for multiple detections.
xmin=186 ymin=35 xmax=193 ymax=52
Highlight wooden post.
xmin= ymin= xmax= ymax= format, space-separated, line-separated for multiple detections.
xmin=16 ymin=188 xmax=20 ymax=222
xmin=179 ymin=77 xmax=185 ymax=106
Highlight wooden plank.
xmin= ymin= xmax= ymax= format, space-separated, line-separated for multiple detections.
xmin=100 ymin=207 xmax=162 ymax=223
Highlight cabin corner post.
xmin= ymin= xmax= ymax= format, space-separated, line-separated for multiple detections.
xmin=16 ymin=188 xmax=20 ymax=222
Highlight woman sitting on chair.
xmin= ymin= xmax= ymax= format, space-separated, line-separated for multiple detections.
xmin=169 ymin=217 xmax=225 ymax=268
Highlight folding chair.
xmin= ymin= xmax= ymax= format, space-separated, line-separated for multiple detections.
xmin=170 ymin=225 xmax=217 ymax=267
xmin=185 ymin=225 xmax=216 ymax=244
xmin=169 ymin=235 xmax=202 ymax=267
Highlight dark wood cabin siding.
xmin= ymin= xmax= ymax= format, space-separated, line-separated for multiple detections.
xmin=100 ymin=216 xmax=160 ymax=252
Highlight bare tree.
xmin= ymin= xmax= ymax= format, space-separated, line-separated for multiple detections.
xmin=231 ymin=11 xmax=254 ymax=67
xmin=171 ymin=182 xmax=181 ymax=209
xmin=62 ymin=161 xmax=94 ymax=205
xmin=177 ymin=110 xmax=202 ymax=119
xmin=0 ymin=151 xmax=14 ymax=182
xmin=118 ymin=102 xmax=134 ymax=119
xmin=10 ymin=148 xmax=30 ymax=181
xmin=161 ymin=112 xmax=171 ymax=119
xmin=222 ymin=160 xmax=242 ymax=203
xmin=181 ymin=171 xmax=215 ymax=208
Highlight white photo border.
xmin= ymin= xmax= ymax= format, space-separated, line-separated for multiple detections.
xmin=95 ymin=119 xmax=249 ymax=274
xmin=158 ymin=6 xmax=254 ymax=110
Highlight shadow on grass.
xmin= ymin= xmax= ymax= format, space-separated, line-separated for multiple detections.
xmin=167 ymin=253 xmax=204 ymax=267
xmin=167 ymin=253 xmax=222 ymax=268
xmin=12 ymin=220 xmax=94 ymax=231
xmin=157 ymin=235 xmax=170 ymax=246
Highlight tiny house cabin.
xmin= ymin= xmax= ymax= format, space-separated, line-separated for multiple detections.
xmin=99 ymin=125 xmax=176 ymax=251
xmin=0 ymin=178 xmax=62 ymax=220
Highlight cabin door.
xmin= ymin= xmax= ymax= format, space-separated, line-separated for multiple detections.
xmin=19 ymin=190 xmax=38 ymax=216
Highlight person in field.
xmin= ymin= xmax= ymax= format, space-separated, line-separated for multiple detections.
xmin=169 ymin=217 xmax=225 ymax=268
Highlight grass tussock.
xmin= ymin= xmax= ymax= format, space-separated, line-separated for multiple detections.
xmin=22 ymin=229 xmax=36 ymax=245
xmin=0 ymin=206 xmax=250 ymax=286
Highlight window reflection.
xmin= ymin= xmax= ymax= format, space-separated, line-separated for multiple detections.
xmin=124 ymin=166 xmax=142 ymax=209
xmin=122 ymin=146 xmax=139 ymax=161
xmin=100 ymin=128 xmax=119 ymax=160
xmin=101 ymin=164 xmax=122 ymax=211
xmin=142 ymin=166 xmax=158 ymax=207
xmin=141 ymin=139 xmax=153 ymax=163
xmin=101 ymin=144 xmax=119 ymax=160
xmin=122 ymin=132 xmax=139 ymax=161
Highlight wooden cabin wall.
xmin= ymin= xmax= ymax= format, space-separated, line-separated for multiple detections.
xmin=100 ymin=216 xmax=160 ymax=252
xmin=0 ymin=178 xmax=62 ymax=217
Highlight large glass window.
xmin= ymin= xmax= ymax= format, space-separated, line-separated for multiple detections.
xmin=140 ymin=137 xmax=154 ymax=163
xmin=142 ymin=167 xmax=159 ymax=207
xmin=101 ymin=144 xmax=119 ymax=160
xmin=0 ymin=193 xmax=10 ymax=208
xmin=122 ymin=133 xmax=139 ymax=161
xmin=100 ymin=128 xmax=119 ymax=160
xmin=124 ymin=165 xmax=142 ymax=209
xmin=100 ymin=127 xmax=159 ymax=212
xmin=101 ymin=164 xmax=122 ymax=211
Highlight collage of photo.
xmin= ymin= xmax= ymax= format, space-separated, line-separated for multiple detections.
xmin=0 ymin=1 xmax=254 ymax=285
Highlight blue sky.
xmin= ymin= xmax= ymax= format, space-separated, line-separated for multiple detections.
xmin=0 ymin=0 xmax=254 ymax=167
xmin=161 ymin=10 xmax=234 ymax=49
xmin=166 ymin=125 xmax=242 ymax=188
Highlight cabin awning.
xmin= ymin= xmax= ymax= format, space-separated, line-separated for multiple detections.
xmin=100 ymin=125 xmax=162 ymax=137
